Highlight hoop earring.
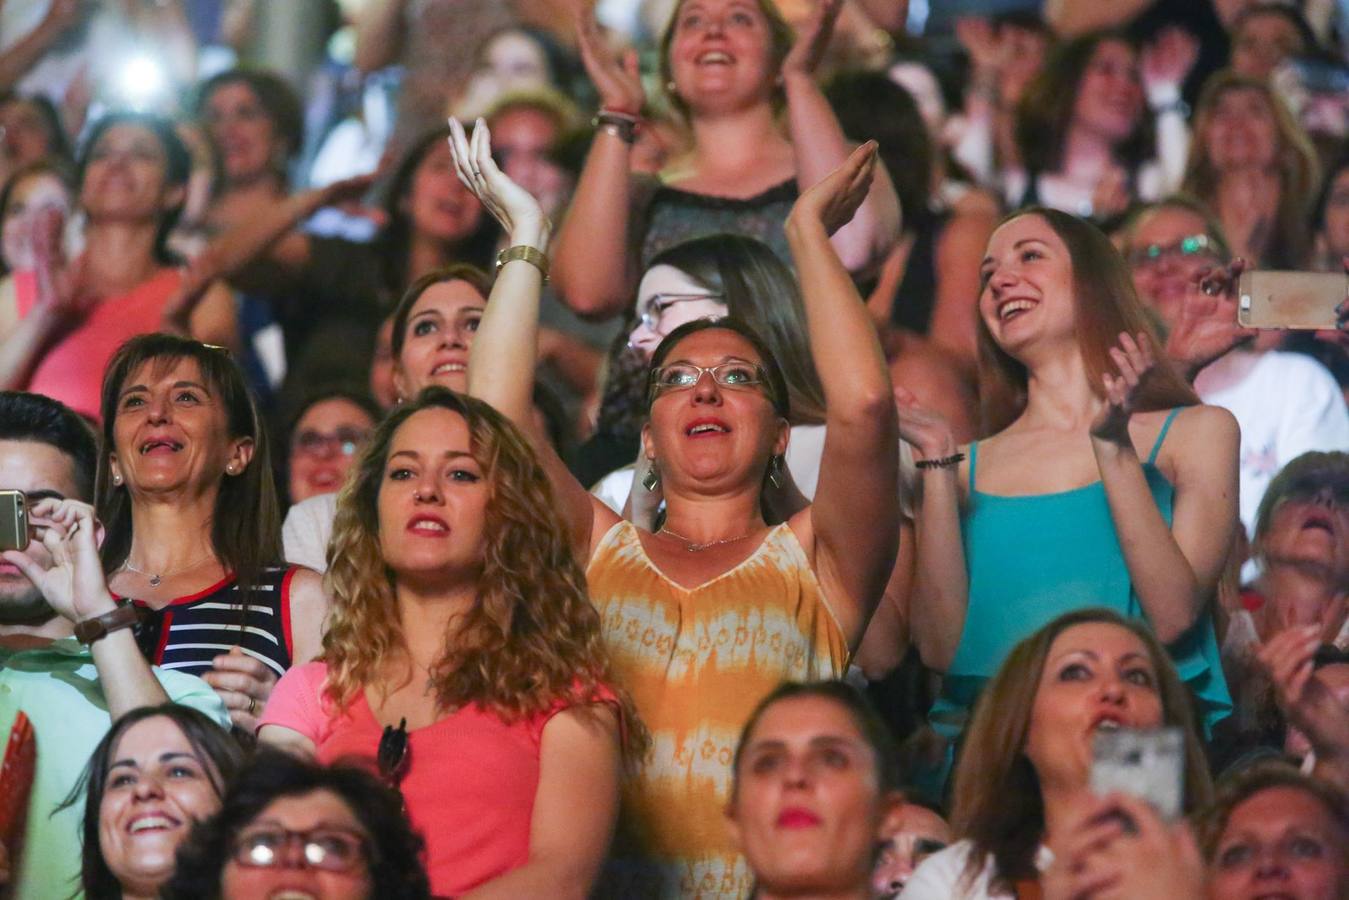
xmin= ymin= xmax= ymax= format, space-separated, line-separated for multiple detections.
xmin=642 ymin=461 xmax=661 ymax=492
xmin=111 ymin=472 xmax=123 ymax=486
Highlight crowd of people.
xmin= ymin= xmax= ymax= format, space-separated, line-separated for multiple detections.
xmin=1 ymin=0 xmax=1348 ymax=897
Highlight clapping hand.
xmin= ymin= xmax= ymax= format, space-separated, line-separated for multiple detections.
xmin=447 ymin=118 xmax=550 ymax=249
xmin=0 ymin=498 xmax=112 ymax=624
xmin=787 ymin=141 xmax=878 ymax=237
xmin=1141 ymin=27 xmax=1199 ymax=96
xmin=30 ymin=205 xmax=94 ymax=332
xmin=576 ymin=8 xmax=644 ymax=114
xmin=202 ymin=645 xmax=279 ymax=733
xmin=1256 ymin=625 xmax=1349 ymax=777
xmin=894 ymin=386 xmax=957 ymax=465
xmin=1090 ymin=332 xmax=1157 ymax=446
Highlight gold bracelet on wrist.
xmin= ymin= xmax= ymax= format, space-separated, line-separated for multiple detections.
xmin=496 ymin=245 xmax=549 ymax=281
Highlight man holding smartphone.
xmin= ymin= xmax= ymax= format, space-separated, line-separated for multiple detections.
xmin=0 ymin=390 xmax=228 ymax=899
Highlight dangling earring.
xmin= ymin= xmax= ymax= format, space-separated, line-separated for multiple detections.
xmin=642 ymin=460 xmax=661 ymax=492
xmin=767 ymin=455 xmax=785 ymax=490
xmin=665 ymin=80 xmax=678 ymax=97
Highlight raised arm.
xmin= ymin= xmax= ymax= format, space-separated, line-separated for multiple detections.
xmin=2 ymin=499 xmax=168 ymax=718
xmin=550 ymin=12 xmax=647 ymax=319
xmin=453 ymin=120 xmax=617 ymax=558
xmin=785 ymin=143 xmax=899 ymax=646
xmin=1043 ymin=0 xmax=1153 ymax=36
xmin=353 ymin=0 xmax=408 ymax=74
xmin=1091 ymin=333 xmax=1240 ymax=643
xmin=784 ymin=1 xmax=900 ymax=274
xmin=0 ymin=0 xmax=82 ymax=94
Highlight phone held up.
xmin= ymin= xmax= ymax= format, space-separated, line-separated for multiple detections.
xmin=0 ymin=490 xmax=28 ymax=553
xmin=1090 ymin=726 xmax=1185 ymax=822
xmin=1238 ymin=270 xmax=1346 ymax=330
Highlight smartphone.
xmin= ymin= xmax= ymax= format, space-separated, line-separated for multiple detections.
xmin=1237 ymin=270 xmax=1346 ymax=329
xmin=1089 ymin=726 xmax=1184 ymax=821
xmin=0 ymin=490 xmax=27 ymax=552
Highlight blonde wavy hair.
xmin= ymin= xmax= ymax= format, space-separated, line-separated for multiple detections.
xmin=322 ymin=387 xmax=645 ymax=755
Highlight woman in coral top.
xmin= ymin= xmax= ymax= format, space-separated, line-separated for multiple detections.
xmin=259 ymin=386 xmax=641 ymax=898
xmin=0 ymin=111 xmax=237 ymax=419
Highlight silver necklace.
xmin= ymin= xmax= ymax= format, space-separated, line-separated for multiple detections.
xmin=658 ymin=525 xmax=757 ymax=553
xmin=120 ymin=552 xmax=214 ymax=587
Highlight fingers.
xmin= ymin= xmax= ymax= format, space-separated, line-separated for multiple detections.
xmin=0 ymin=549 xmax=43 ymax=585
xmin=621 ymin=48 xmax=640 ymax=81
xmin=212 ymin=646 xmax=277 ymax=682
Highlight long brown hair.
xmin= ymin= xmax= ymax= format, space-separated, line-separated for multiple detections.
xmin=322 ymin=387 xmax=646 ymax=755
xmin=976 ymin=207 xmax=1199 ymax=435
xmin=1181 ymin=70 xmax=1321 ymax=268
xmin=951 ymin=608 xmax=1213 ymax=892
xmin=96 ymin=334 xmax=282 ymax=597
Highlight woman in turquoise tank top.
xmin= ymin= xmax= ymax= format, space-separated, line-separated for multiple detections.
xmin=900 ymin=207 xmax=1237 ymax=735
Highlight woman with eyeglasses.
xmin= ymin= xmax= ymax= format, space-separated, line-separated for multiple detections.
xmin=97 ymin=334 xmax=329 ymax=734
xmin=162 ymin=748 xmax=430 ymax=900
xmin=259 ymin=385 xmax=642 ymax=897
xmin=900 ymin=206 xmax=1235 ymax=744
xmin=1122 ymin=198 xmax=1349 ymax=540
xmin=454 ymin=116 xmax=899 ymax=895
xmin=284 ymin=389 xmax=381 ymax=506
xmin=75 ymin=704 xmax=246 ymax=900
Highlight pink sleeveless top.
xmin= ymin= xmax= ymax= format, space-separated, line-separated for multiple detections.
xmin=14 ymin=268 xmax=182 ymax=420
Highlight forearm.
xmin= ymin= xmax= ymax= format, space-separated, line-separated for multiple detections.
xmin=467 ymin=219 xmax=551 ymax=425
xmin=786 ymin=73 xmax=899 ymax=271
xmin=460 ymin=857 xmax=596 ymax=900
xmin=206 ymin=189 xmax=322 ymax=291
xmin=1095 ymin=441 xmax=1203 ymax=641
xmin=0 ymin=20 xmax=63 ymax=92
xmin=81 ymin=594 xmax=170 ymax=719
xmin=538 ymin=328 xmax=602 ymax=396
xmin=785 ymin=212 xmax=892 ymax=421
xmin=0 ymin=310 xmax=62 ymax=390
xmin=1043 ymin=0 xmax=1153 ymax=35
xmin=909 ymin=469 xmax=969 ymax=671
xmin=853 ymin=0 xmax=908 ymax=32
xmin=353 ymin=0 xmax=407 ymax=73
xmin=552 ymin=133 xmax=638 ymax=318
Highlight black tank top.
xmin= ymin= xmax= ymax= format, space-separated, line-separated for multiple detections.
xmin=132 ymin=566 xmax=297 ymax=678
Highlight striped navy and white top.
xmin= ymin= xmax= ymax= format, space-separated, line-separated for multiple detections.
xmin=131 ymin=566 xmax=297 ymax=678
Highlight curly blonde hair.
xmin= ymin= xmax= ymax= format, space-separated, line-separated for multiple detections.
xmin=322 ymin=387 xmax=645 ymax=755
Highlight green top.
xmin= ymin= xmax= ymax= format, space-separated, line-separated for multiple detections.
xmin=0 ymin=638 xmax=230 ymax=899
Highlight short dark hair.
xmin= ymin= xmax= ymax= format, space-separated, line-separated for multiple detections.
xmin=161 ymin=749 xmax=430 ymax=900
xmin=71 ymin=704 xmax=245 ymax=900
xmin=732 ymin=680 xmax=902 ymax=798
xmin=0 ymin=391 xmax=98 ymax=499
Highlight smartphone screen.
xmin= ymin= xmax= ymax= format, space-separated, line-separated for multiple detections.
xmin=1089 ymin=727 xmax=1184 ymax=821
xmin=1238 ymin=270 xmax=1346 ymax=329
xmin=0 ymin=490 xmax=28 ymax=552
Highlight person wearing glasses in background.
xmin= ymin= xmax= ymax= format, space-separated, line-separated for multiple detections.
xmin=453 ymin=115 xmax=899 ymax=896
xmin=1121 ymin=197 xmax=1349 ymax=545
xmin=282 ymin=389 xmax=381 ymax=507
xmin=162 ymin=749 xmax=431 ymax=900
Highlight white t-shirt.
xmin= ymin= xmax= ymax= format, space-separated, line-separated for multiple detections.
xmin=282 ymin=492 xmax=339 ymax=574
xmin=1195 ymin=350 xmax=1349 ymax=538
xmin=901 ymin=840 xmax=1053 ymax=900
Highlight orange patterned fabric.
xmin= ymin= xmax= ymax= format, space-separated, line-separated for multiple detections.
xmin=588 ymin=521 xmax=848 ymax=898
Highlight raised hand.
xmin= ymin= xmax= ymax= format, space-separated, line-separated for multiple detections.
xmin=783 ymin=0 xmax=843 ymax=78
xmin=787 ymin=141 xmax=878 ymax=237
xmin=954 ymin=16 xmax=1003 ymax=75
xmin=576 ymin=9 xmax=645 ymax=114
xmin=1165 ymin=259 xmax=1256 ymax=378
xmin=447 ymin=118 xmax=549 ymax=247
xmin=1090 ymin=332 xmax=1157 ymax=446
xmin=1256 ymin=625 xmax=1349 ymax=770
xmin=0 ymin=498 xmax=112 ymax=624
xmin=30 ymin=205 xmax=94 ymax=332
xmin=1141 ymin=26 xmax=1200 ymax=95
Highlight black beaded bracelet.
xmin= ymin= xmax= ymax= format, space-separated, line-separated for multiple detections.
xmin=914 ymin=452 xmax=966 ymax=470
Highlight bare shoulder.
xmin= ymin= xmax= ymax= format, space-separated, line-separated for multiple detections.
xmin=1168 ymin=404 xmax=1239 ymax=446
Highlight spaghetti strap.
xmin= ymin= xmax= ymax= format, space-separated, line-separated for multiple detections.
xmin=1146 ymin=408 xmax=1182 ymax=465
xmin=968 ymin=441 xmax=980 ymax=492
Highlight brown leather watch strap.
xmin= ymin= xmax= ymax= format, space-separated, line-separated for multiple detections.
xmin=73 ymin=604 xmax=144 ymax=645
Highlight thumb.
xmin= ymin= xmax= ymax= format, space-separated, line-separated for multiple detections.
xmin=622 ymin=49 xmax=640 ymax=80
xmin=0 ymin=550 xmax=43 ymax=585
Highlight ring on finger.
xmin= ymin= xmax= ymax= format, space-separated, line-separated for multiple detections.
xmin=247 ymin=696 xmax=257 ymax=716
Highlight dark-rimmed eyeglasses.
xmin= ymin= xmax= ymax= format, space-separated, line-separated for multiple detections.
xmin=231 ymin=826 xmax=371 ymax=872
xmin=292 ymin=428 xmax=371 ymax=458
xmin=1126 ymin=234 xmax=1219 ymax=268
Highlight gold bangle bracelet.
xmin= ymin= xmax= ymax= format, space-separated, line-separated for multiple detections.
xmin=496 ymin=245 xmax=549 ymax=281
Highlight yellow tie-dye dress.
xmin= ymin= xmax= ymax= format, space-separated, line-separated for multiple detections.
xmin=588 ymin=520 xmax=849 ymax=899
